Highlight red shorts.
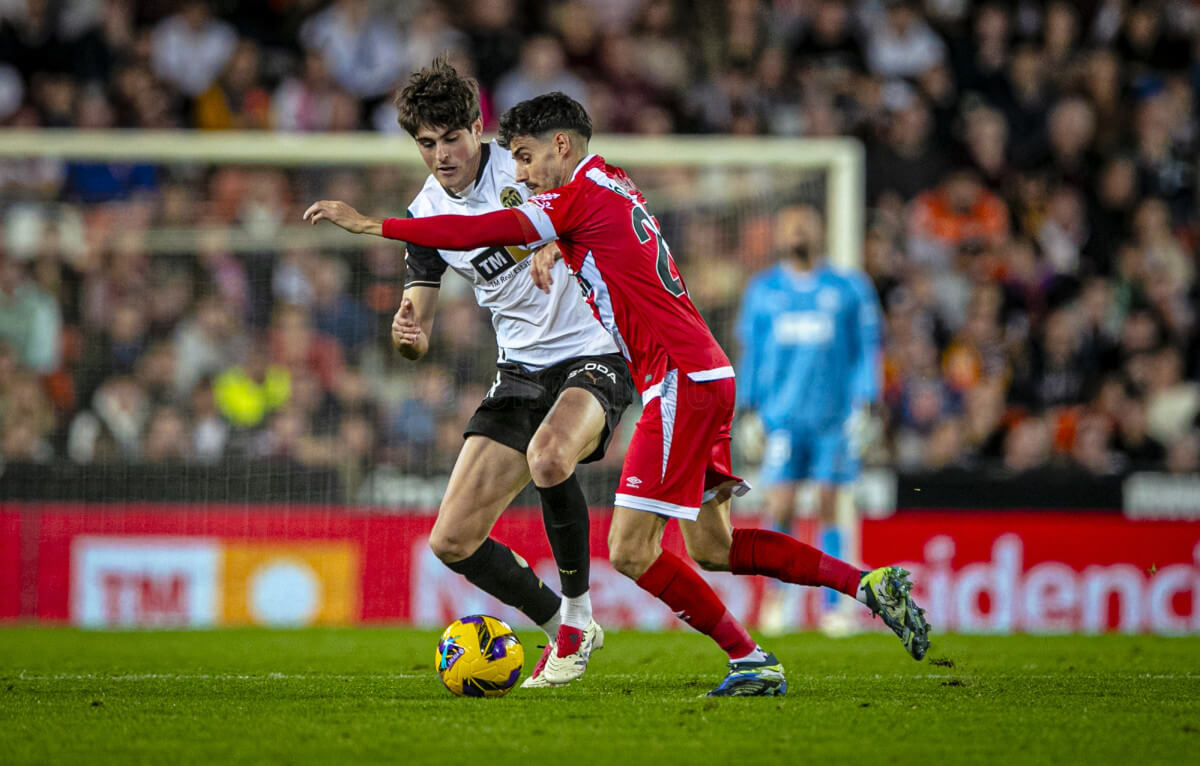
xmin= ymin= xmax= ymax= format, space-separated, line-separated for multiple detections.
xmin=614 ymin=369 xmax=751 ymax=521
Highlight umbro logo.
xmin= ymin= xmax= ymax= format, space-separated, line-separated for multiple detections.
xmin=625 ymin=477 xmax=642 ymax=488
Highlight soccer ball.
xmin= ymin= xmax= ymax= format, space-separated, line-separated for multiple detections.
xmin=436 ymin=614 xmax=525 ymax=697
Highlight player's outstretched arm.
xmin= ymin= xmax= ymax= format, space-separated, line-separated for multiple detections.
xmin=303 ymin=200 xmax=383 ymax=236
xmin=391 ymin=286 xmax=438 ymax=360
xmin=379 ymin=208 xmax=532 ymax=251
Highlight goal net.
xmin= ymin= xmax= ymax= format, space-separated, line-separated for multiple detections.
xmin=0 ymin=130 xmax=862 ymax=629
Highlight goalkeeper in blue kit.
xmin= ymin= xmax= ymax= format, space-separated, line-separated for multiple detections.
xmin=736 ymin=204 xmax=883 ymax=634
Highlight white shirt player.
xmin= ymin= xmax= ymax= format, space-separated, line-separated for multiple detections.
xmin=404 ymin=142 xmax=619 ymax=369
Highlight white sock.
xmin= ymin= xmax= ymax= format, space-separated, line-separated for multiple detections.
xmin=561 ymin=591 xmax=592 ymax=630
xmin=729 ymin=645 xmax=768 ymax=664
xmin=539 ymin=611 xmax=562 ymax=640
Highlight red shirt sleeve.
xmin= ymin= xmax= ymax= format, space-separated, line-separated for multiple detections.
xmin=381 ymin=208 xmax=530 ymax=250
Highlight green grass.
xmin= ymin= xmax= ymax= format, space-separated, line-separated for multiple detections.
xmin=1 ymin=628 xmax=1198 ymax=765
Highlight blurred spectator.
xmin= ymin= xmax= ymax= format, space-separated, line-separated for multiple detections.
xmin=1083 ymin=156 xmax=1138 ymax=276
xmin=150 ymin=1 xmax=237 ymax=98
xmin=268 ymin=304 xmax=344 ymax=392
xmin=310 ymin=255 xmax=372 ymax=354
xmin=0 ymin=0 xmax=64 ymax=76
xmin=0 ymin=249 xmax=61 ymax=373
xmin=193 ymin=39 xmax=272 ymax=130
xmin=173 ymin=294 xmax=244 ymax=399
xmin=1145 ymin=346 xmax=1200 ymax=446
xmin=908 ymin=166 xmax=1009 ymax=266
xmin=0 ymin=62 xmax=22 ymax=121
xmin=67 ymin=375 xmax=148 ymax=462
xmin=1012 ymin=308 xmax=1090 ymax=411
xmin=401 ymin=5 xmax=467 ymax=80
xmin=76 ymin=297 xmax=147 ymax=406
xmin=950 ymin=2 xmax=1010 ymax=106
xmin=299 ymin=0 xmax=405 ymax=100
xmin=142 ymin=405 xmax=191 ymax=462
xmin=463 ymin=0 xmax=522 ymax=92
xmin=273 ymin=52 xmax=353 ymax=133
xmin=493 ymin=35 xmax=587 ymax=115
xmin=213 ymin=342 xmax=290 ymax=429
xmin=866 ymin=95 xmax=949 ymax=205
xmin=1165 ymin=431 xmax=1200 ymax=475
xmin=864 ymin=0 xmax=946 ymax=79
xmin=961 ymin=105 xmax=1009 ymax=191
xmin=790 ymin=0 xmax=866 ymax=83
xmin=1038 ymin=184 xmax=1088 ymax=276
xmin=189 ymin=378 xmax=228 ymax=463
xmin=1003 ymin=416 xmax=1051 ymax=473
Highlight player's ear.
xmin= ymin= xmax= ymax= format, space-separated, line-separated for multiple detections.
xmin=554 ymin=131 xmax=571 ymax=158
xmin=470 ymin=117 xmax=483 ymax=139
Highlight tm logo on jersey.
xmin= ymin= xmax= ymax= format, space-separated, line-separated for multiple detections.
xmin=471 ymin=245 xmax=535 ymax=282
xmin=625 ymin=477 xmax=643 ymax=488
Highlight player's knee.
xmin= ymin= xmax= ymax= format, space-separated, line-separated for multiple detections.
xmin=607 ymin=535 xmax=656 ymax=579
xmin=428 ymin=529 xmax=479 ymax=564
xmin=527 ymin=443 xmax=573 ymax=487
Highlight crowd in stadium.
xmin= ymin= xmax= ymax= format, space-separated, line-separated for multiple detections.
xmin=0 ymin=0 xmax=1198 ymax=488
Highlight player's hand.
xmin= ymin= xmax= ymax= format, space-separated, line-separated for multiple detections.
xmin=734 ymin=411 xmax=766 ymax=463
xmin=303 ymin=200 xmax=374 ymax=234
xmin=845 ymin=404 xmax=882 ymax=457
xmin=391 ymin=297 xmax=427 ymax=359
xmin=530 ymin=242 xmax=561 ymax=294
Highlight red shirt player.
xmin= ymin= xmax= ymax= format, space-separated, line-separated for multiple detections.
xmin=304 ymin=93 xmax=930 ymax=695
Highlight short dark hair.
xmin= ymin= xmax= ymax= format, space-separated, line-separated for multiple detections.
xmin=394 ymin=57 xmax=481 ymax=136
xmin=498 ymin=92 xmax=592 ymax=148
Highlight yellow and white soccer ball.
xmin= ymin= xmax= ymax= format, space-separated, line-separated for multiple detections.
xmin=436 ymin=615 xmax=525 ymax=697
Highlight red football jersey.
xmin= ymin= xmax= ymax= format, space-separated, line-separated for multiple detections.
xmin=513 ymin=155 xmax=732 ymax=392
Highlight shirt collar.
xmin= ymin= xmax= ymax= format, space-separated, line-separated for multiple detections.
xmin=570 ymin=153 xmax=598 ymax=181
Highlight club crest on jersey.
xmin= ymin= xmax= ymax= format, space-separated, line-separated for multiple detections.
xmin=500 ymin=186 xmax=523 ymax=208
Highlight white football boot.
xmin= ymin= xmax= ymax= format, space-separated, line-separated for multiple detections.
xmin=539 ymin=619 xmax=604 ymax=685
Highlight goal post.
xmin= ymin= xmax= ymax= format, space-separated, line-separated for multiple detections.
xmin=0 ymin=129 xmax=864 ymax=268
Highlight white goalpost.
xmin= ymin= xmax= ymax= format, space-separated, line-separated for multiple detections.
xmin=0 ymin=129 xmax=864 ymax=268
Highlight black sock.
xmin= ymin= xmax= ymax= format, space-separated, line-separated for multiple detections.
xmin=537 ymin=474 xmax=590 ymax=598
xmin=444 ymin=538 xmax=561 ymax=625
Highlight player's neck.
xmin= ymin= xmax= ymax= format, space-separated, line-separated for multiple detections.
xmin=562 ymin=150 xmax=590 ymax=183
xmin=781 ymin=257 xmax=814 ymax=275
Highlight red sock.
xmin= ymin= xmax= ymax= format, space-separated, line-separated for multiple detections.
xmin=636 ymin=550 xmax=757 ymax=659
xmin=729 ymin=528 xmax=861 ymax=597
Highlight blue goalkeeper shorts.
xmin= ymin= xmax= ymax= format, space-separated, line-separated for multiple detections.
xmin=760 ymin=424 xmax=857 ymax=487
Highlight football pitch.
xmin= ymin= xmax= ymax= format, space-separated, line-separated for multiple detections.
xmin=1 ymin=628 xmax=1197 ymax=765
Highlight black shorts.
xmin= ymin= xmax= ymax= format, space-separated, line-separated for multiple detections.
xmin=464 ymin=353 xmax=636 ymax=464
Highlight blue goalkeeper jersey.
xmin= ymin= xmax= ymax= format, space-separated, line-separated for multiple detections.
xmin=736 ymin=262 xmax=882 ymax=431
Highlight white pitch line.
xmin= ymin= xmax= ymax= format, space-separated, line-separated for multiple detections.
xmin=8 ymin=672 xmax=1199 ymax=682
xmin=9 ymin=672 xmax=430 ymax=681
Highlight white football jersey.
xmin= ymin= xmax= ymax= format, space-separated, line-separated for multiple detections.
xmin=404 ymin=143 xmax=618 ymax=369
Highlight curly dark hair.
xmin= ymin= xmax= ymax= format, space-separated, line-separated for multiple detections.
xmin=497 ymin=92 xmax=593 ymax=148
xmin=394 ymin=57 xmax=481 ymax=136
